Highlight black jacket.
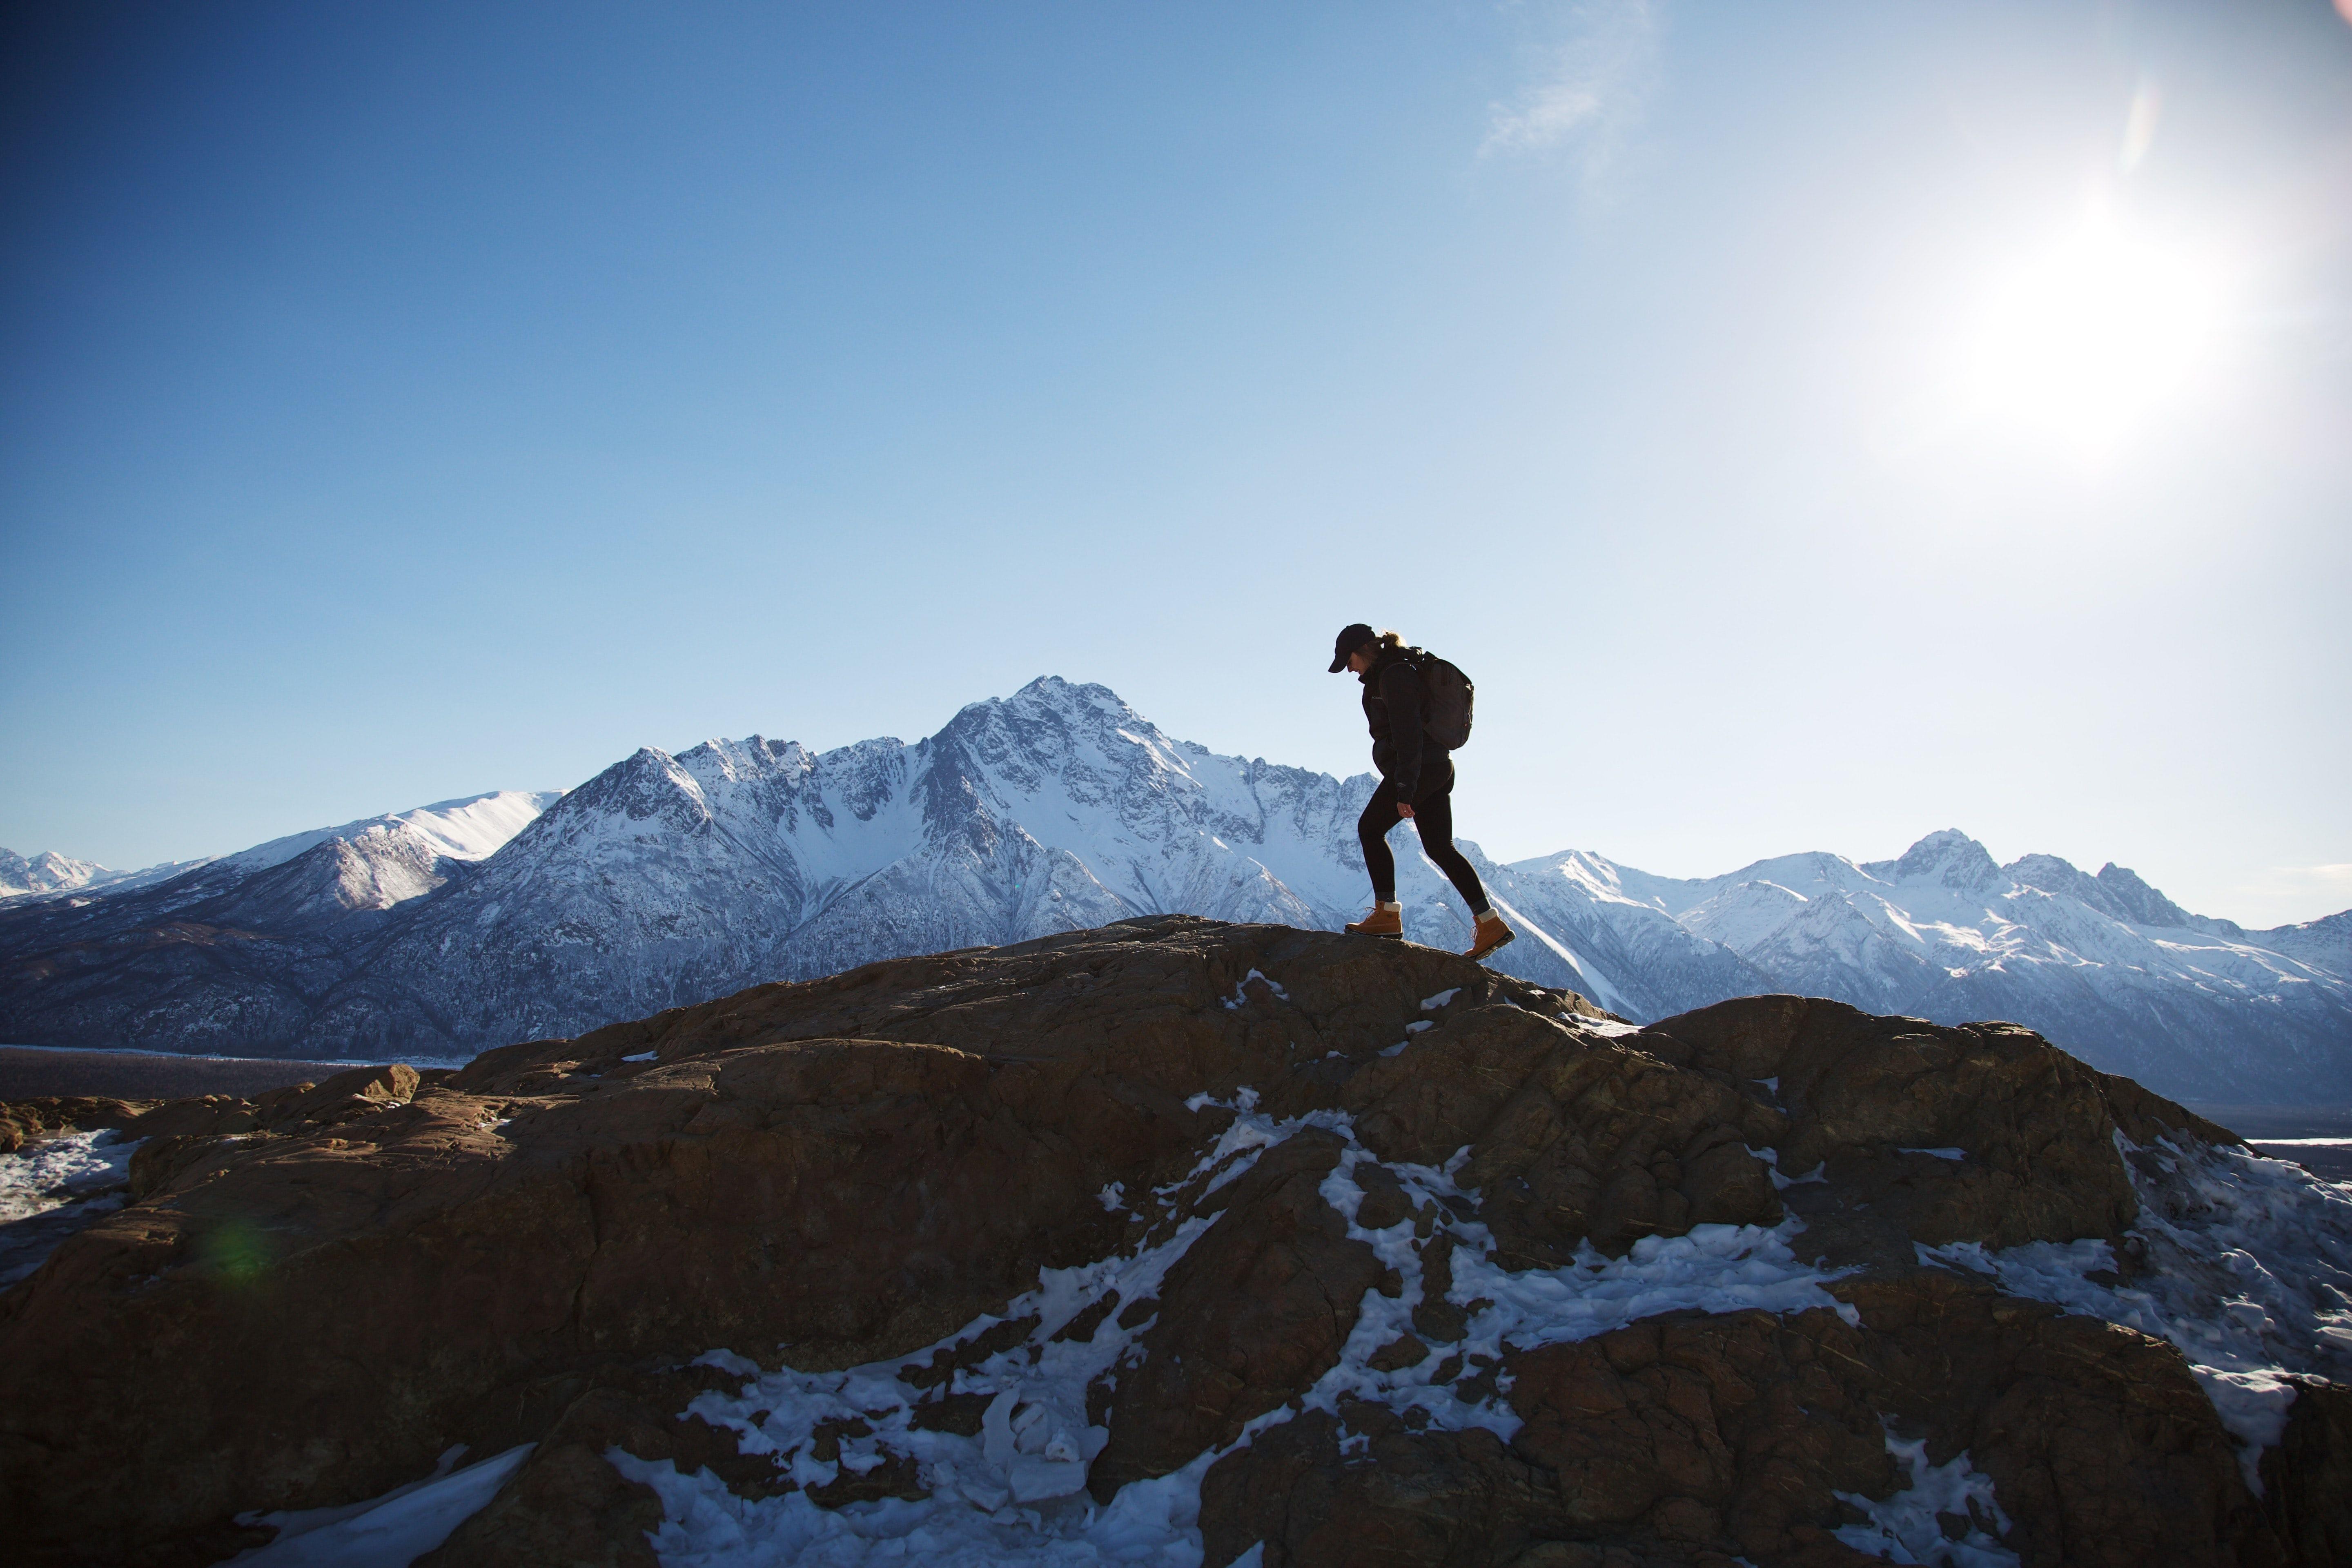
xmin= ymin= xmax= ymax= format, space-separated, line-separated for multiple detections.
xmin=1360 ymin=648 xmax=1440 ymax=799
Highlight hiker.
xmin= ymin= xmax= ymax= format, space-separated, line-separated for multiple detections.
xmin=1328 ymin=623 xmax=1515 ymax=961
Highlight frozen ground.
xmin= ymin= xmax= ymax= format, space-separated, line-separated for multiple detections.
xmin=0 ymin=1127 xmax=143 ymax=1288
xmin=1922 ymin=1132 xmax=2352 ymax=1490
xmin=222 ymin=1445 xmax=535 ymax=1566
xmin=1834 ymin=1427 xmax=2018 ymax=1568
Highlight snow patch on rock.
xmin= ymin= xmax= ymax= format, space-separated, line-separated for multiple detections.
xmin=623 ymin=1096 xmax=1863 ymax=1563
xmin=1920 ymin=1131 xmax=2352 ymax=1488
xmin=222 ymin=1444 xmax=535 ymax=1566
xmin=0 ymin=1129 xmax=145 ymax=1287
xmin=1833 ymin=1425 xmax=2018 ymax=1568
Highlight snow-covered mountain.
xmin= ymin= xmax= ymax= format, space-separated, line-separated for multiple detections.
xmin=0 ymin=793 xmax=555 ymax=909
xmin=1489 ymin=830 xmax=2352 ymax=1100
xmin=0 ymin=848 xmax=204 ymax=902
xmin=0 ymin=791 xmax=563 ymax=1053
xmin=0 ymin=682 xmax=2343 ymax=1102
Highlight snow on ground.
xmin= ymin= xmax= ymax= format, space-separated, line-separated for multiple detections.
xmin=222 ymin=1445 xmax=535 ymax=1566
xmin=2249 ymin=1139 xmax=2352 ymax=1181
xmin=1319 ymin=1149 xmax=1858 ymax=1443
xmin=1833 ymin=1426 xmax=2018 ymax=1568
xmin=141 ymin=1106 xmax=2340 ymax=1566
xmin=0 ymin=1127 xmax=141 ymax=1226
xmin=0 ymin=1128 xmax=144 ymax=1288
xmin=610 ymin=1090 xmax=1862 ymax=1566
xmin=1921 ymin=1132 xmax=2352 ymax=1489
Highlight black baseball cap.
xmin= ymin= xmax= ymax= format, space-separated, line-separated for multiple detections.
xmin=1327 ymin=623 xmax=1376 ymax=673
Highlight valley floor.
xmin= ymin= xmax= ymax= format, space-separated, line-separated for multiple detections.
xmin=0 ymin=1045 xmax=388 ymax=1102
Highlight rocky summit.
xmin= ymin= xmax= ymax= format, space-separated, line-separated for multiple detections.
xmin=2 ymin=918 xmax=2348 ymax=1568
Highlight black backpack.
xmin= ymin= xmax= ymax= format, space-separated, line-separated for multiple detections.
xmin=1404 ymin=648 xmax=1475 ymax=750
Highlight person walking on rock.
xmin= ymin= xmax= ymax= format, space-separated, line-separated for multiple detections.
xmin=1328 ymin=623 xmax=1515 ymax=961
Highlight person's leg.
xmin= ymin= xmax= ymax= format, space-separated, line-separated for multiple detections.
xmin=1411 ymin=782 xmax=1491 ymax=914
xmin=1356 ymin=779 xmax=1402 ymax=903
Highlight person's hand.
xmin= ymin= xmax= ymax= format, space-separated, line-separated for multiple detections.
xmin=1397 ymin=802 xmax=1416 ymax=819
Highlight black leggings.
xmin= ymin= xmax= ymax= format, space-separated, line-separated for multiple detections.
xmin=1358 ymin=760 xmax=1490 ymax=913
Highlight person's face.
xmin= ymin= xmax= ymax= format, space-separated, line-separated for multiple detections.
xmin=1346 ymin=646 xmax=1375 ymax=675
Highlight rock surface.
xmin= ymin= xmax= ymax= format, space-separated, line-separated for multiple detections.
xmin=0 ymin=1094 xmax=150 ymax=1153
xmin=0 ymin=916 xmax=2345 ymax=1567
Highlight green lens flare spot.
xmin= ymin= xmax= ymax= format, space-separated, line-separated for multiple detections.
xmin=198 ymin=1220 xmax=274 ymax=1285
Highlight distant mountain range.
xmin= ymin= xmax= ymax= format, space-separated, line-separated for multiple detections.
xmin=2 ymin=678 xmax=2345 ymax=1102
xmin=0 ymin=848 xmax=196 ymax=901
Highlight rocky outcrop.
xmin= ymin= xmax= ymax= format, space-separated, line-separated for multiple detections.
xmin=0 ymin=917 xmax=2344 ymax=1567
xmin=0 ymin=1094 xmax=150 ymax=1153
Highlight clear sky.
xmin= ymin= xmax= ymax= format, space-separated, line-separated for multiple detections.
xmin=3 ymin=1 xmax=2347 ymax=927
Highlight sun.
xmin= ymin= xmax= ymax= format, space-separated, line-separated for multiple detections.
xmin=1957 ymin=212 xmax=2226 ymax=453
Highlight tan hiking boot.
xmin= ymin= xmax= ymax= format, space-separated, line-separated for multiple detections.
xmin=1345 ymin=902 xmax=1403 ymax=938
xmin=1466 ymin=909 xmax=1515 ymax=961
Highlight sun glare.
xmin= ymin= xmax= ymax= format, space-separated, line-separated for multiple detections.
xmin=1958 ymin=213 xmax=2226 ymax=454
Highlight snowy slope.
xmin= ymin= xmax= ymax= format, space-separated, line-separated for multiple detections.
xmin=0 ymin=685 xmax=2342 ymax=1101
xmin=2259 ymin=910 xmax=2352 ymax=982
xmin=0 ymin=792 xmax=555 ymax=909
xmin=1468 ymin=849 xmax=1774 ymax=1021
xmin=1529 ymin=828 xmax=2352 ymax=1099
xmin=214 ymin=791 xmax=564 ymax=875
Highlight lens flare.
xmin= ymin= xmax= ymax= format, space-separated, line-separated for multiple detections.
xmin=1958 ymin=212 xmax=2225 ymax=453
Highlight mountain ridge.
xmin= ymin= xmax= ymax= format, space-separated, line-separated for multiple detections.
xmin=0 ymin=678 xmax=2343 ymax=1101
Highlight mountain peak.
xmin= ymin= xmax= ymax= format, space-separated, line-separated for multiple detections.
xmin=2094 ymin=862 xmax=2198 ymax=930
xmin=1866 ymin=829 xmax=2001 ymax=891
xmin=0 ymin=848 xmax=112 ymax=898
xmin=1008 ymin=675 xmax=1131 ymax=715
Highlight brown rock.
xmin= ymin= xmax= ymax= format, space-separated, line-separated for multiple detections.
xmin=125 ymin=1131 xmax=260 ymax=1200
xmin=1342 ymin=1005 xmax=1783 ymax=1265
xmin=1369 ymin=1333 xmax=1431 ymax=1373
xmin=1199 ymin=1402 xmax=1554 ymax=1568
xmin=1414 ymin=1231 xmax=1470 ymax=1343
xmin=909 ymin=1389 xmax=994 ymax=1437
xmin=1354 ymin=1160 xmax=1415 ymax=1231
xmin=2261 ymin=1378 xmax=2352 ymax=1565
xmin=0 ymin=1095 xmax=150 ymax=1152
xmin=1637 ymin=998 xmax=2145 ymax=1252
xmin=122 ymin=1092 xmax=275 ymax=1141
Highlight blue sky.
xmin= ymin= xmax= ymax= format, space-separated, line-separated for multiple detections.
xmin=3 ymin=1 xmax=2348 ymax=925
